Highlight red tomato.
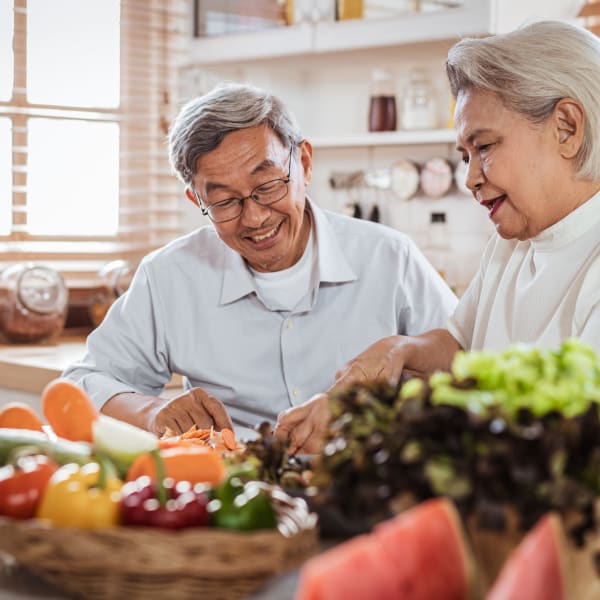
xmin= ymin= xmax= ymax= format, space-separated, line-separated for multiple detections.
xmin=0 ymin=454 xmax=58 ymax=519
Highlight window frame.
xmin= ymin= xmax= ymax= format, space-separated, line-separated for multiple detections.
xmin=0 ymin=0 xmax=186 ymax=280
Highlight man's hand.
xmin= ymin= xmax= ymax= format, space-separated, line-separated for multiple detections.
xmin=274 ymin=393 xmax=331 ymax=455
xmin=333 ymin=335 xmax=407 ymax=391
xmin=149 ymin=387 xmax=233 ymax=436
xmin=103 ymin=387 xmax=233 ymax=437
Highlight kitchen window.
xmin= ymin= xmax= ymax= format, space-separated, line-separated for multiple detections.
xmin=0 ymin=0 xmax=186 ymax=279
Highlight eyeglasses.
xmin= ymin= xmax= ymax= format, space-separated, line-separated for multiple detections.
xmin=192 ymin=146 xmax=294 ymax=223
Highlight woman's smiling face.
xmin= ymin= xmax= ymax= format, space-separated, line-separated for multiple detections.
xmin=455 ymin=88 xmax=567 ymax=240
xmin=189 ymin=124 xmax=313 ymax=273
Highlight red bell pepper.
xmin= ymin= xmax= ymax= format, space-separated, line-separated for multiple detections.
xmin=0 ymin=453 xmax=58 ymax=519
xmin=120 ymin=450 xmax=209 ymax=529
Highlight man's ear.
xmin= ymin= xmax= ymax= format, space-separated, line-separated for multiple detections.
xmin=299 ymin=139 xmax=313 ymax=186
xmin=554 ymin=97 xmax=585 ymax=159
xmin=185 ymin=187 xmax=200 ymax=207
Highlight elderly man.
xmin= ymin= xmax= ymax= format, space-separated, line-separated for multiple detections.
xmin=63 ymin=83 xmax=456 ymax=436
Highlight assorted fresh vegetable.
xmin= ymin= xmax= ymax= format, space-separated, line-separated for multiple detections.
xmin=304 ymin=339 xmax=600 ymax=541
xmin=0 ymin=379 xmax=290 ymax=534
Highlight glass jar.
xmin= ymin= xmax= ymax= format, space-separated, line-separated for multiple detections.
xmin=368 ymin=69 xmax=397 ymax=132
xmin=400 ymin=69 xmax=438 ymax=130
xmin=0 ymin=264 xmax=68 ymax=343
xmin=88 ymin=260 xmax=132 ymax=328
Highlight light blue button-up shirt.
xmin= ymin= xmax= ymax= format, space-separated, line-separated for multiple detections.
xmin=64 ymin=199 xmax=457 ymax=427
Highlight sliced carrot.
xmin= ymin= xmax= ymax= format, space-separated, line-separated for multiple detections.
xmin=42 ymin=378 xmax=99 ymax=442
xmin=158 ymin=438 xmax=209 ymax=450
xmin=0 ymin=402 xmax=44 ymax=432
xmin=220 ymin=427 xmax=237 ymax=451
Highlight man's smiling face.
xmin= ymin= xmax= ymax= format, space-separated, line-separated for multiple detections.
xmin=191 ymin=124 xmax=312 ymax=272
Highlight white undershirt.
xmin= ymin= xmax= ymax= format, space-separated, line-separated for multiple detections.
xmin=250 ymin=228 xmax=315 ymax=312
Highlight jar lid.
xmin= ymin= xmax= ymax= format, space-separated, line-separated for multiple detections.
xmin=17 ymin=266 xmax=68 ymax=315
xmin=390 ymin=159 xmax=420 ymax=201
xmin=420 ymin=158 xmax=453 ymax=199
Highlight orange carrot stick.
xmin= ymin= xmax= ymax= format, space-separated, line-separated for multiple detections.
xmin=127 ymin=446 xmax=226 ymax=485
xmin=42 ymin=378 xmax=99 ymax=442
xmin=0 ymin=402 xmax=44 ymax=432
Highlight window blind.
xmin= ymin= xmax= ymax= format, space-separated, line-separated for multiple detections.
xmin=0 ymin=0 xmax=188 ymax=279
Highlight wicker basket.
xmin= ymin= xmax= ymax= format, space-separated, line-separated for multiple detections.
xmin=0 ymin=489 xmax=318 ymax=600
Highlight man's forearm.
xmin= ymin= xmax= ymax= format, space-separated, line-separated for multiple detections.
xmin=102 ymin=392 xmax=161 ymax=432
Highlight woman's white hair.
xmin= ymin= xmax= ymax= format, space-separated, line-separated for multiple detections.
xmin=446 ymin=20 xmax=600 ymax=180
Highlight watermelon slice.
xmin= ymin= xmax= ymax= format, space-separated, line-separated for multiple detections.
xmin=295 ymin=534 xmax=398 ymax=600
xmin=486 ymin=513 xmax=568 ymax=600
xmin=295 ymin=498 xmax=474 ymax=600
xmin=373 ymin=497 xmax=475 ymax=600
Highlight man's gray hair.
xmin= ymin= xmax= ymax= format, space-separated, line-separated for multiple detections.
xmin=168 ymin=82 xmax=303 ymax=185
xmin=446 ymin=20 xmax=600 ymax=180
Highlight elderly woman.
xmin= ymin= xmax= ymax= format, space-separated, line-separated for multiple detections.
xmin=276 ymin=20 xmax=600 ymax=452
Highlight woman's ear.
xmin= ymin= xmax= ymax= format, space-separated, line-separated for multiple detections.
xmin=185 ymin=187 xmax=200 ymax=207
xmin=554 ymin=98 xmax=585 ymax=160
xmin=298 ymin=139 xmax=313 ymax=186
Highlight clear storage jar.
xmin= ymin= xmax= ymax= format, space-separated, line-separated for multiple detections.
xmin=0 ymin=264 xmax=68 ymax=343
xmin=400 ymin=69 xmax=438 ymax=130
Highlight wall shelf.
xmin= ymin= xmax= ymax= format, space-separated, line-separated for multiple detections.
xmin=309 ymin=129 xmax=457 ymax=149
xmin=183 ymin=0 xmax=575 ymax=67
xmin=184 ymin=0 xmax=491 ymax=67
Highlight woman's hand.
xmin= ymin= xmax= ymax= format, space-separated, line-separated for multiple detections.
xmin=333 ymin=335 xmax=409 ymax=390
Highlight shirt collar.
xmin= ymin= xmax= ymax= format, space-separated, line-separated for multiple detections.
xmin=219 ymin=196 xmax=357 ymax=305
xmin=531 ymin=189 xmax=600 ymax=251
xmin=308 ymin=196 xmax=357 ymax=284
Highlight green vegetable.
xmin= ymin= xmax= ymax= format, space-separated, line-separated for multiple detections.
xmin=210 ymin=475 xmax=277 ymax=531
xmin=430 ymin=339 xmax=600 ymax=419
xmin=0 ymin=428 xmax=92 ymax=466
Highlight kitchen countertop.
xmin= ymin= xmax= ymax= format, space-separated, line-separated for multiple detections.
xmin=0 ymin=336 xmax=182 ymax=396
xmin=0 ymin=336 xmax=88 ymax=394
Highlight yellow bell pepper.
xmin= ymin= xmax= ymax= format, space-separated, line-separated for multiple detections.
xmin=36 ymin=461 xmax=122 ymax=529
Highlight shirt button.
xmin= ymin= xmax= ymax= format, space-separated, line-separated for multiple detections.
xmin=292 ymin=389 xmax=301 ymax=397
xmin=286 ymin=320 xmax=293 ymax=329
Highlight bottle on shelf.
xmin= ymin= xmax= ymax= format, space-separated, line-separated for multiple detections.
xmin=368 ymin=69 xmax=397 ymax=132
xmin=400 ymin=68 xmax=438 ymax=130
xmin=337 ymin=0 xmax=364 ymax=20
xmin=424 ymin=211 xmax=450 ymax=281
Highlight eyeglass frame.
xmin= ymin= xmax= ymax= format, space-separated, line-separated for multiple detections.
xmin=190 ymin=145 xmax=295 ymax=223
